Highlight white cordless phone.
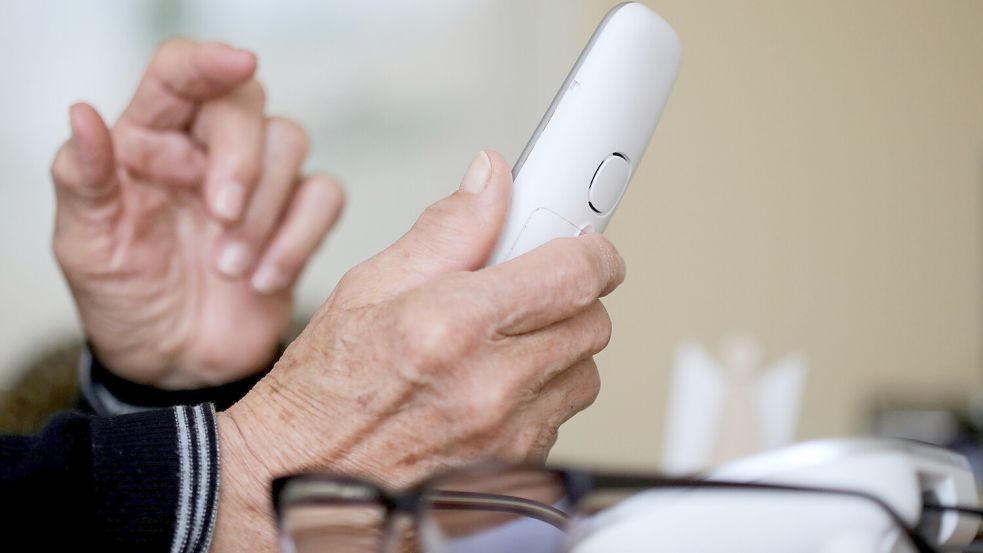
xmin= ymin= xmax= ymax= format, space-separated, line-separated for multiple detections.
xmin=486 ymin=2 xmax=682 ymax=266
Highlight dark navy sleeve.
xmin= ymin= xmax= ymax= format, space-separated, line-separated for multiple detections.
xmin=0 ymin=404 xmax=220 ymax=553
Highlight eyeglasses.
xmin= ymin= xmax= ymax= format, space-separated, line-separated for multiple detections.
xmin=272 ymin=464 xmax=983 ymax=553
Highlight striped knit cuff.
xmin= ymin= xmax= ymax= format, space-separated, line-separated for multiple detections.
xmin=172 ymin=404 xmax=221 ymax=553
xmin=78 ymin=345 xmax=273 ymax=415
xmin=91 ymin=404 xmax=220 ymax=553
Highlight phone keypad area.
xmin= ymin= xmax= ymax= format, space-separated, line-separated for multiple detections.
xmin=506 ymin=208 xmax=582 ymax=260
xmin=588 ymin=154 xmax=631 ymax=215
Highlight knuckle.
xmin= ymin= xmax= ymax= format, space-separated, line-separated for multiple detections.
xmin=545 ymin=362 xmax=601 ymax=431
xmin=572 ymin=239 xmax=601 ymax=278
xmin=226 ymin=153 xmax=262 ymax=183
xmin=51 ymin=234 xmax=73 ymax=269
xmin=328 ymin=266 xmax=369 ymax=309
xmin=239 ymin=79 xmax=267 ymax=106
xmin=267 ymin=117 xmax=310 ymax=156
xmin=579 ymin=361 xmax=602 ymax=407
xmin=532 ymin=424 xmax=560 ymax=453
xmin=461 ymin=379 xmax=513 ymax=430
xmin=418 ymin=199 xmax=454 ymax=230
xmin=155 ymin=37 xmax=191 ymax=59
xmin=510 ymin=423 xmax=558 ymax=462
xmin=51 ymin=229 xmax=104 ymax=276
xmin=397 ymin=296 xmax=462 ymax=372
xmin=151 ymin=38 xmax=197 ymax=77
xmin=403 ymin=198 xmax=475 ymax=264
xmin=307 ymin=174 xmax=347 ymax=211
xmin=416 ymin=195 xmax=477 ymax=240
xmin=49 ymin=145 xmax=73 ymax=186
xmin=338 ymin=264 xmax=367 ymax=289
xmin=587 ymin=235 xmax=626 ymax=288
xmin=554 ymin=239 xmax=603 ymax=303
xmin=272 ymin=248 xmax=307 ymax=277
xmin=589 ymin=301 xmax=613 ymax=353
xmin=407 ymin=314 xmax=456 ymax=364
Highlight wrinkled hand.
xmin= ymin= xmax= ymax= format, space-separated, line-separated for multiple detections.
xmin=213 ymin=151 xmax=625 ymax=551
xmin=50 ymin=40 xmax=344 ymax=388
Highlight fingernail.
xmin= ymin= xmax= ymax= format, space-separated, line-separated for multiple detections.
xmin=252 ymin=264 xmax=288 ymax=294
xmin=217 ymin=242 xmax=253 ymax=277
xmin=214 ymin=181 xmax=245 ymax=221
xmin=458 ymin=151 xmax=491 ymax=194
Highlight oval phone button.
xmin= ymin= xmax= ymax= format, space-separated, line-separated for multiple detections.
xmin=588 ymin=155 xmax=631 ymax=215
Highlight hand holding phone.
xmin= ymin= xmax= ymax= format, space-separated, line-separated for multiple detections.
xmin=487 ymin=3 xmax=682 ymax=266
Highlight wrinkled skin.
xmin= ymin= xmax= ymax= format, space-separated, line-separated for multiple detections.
xmin=50 ymin=40 xmax=344 ymax=389
xmin=214 ymin=149 xmax=624 ymax=551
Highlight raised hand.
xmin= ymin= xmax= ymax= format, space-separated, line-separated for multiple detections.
xmin=50 ymin=40 xmax=344 ymax=388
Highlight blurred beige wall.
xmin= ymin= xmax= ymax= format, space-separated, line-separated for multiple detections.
xmin=551 ymin=0 xmax=983 ymax=468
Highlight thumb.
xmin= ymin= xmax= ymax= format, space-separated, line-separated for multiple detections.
xmin=343 ymin=150 xmax=512 ymax=304
xmin=51 ymin=103 xmax=118 ymax=216
xmin=51 ymin=103 xmax=120 ymax=266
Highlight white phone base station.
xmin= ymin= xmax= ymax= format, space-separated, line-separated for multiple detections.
xmin=568 ymin=439 xmax=980 ymax=553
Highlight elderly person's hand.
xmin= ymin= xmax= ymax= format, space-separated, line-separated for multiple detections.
xmin=50 ymin=40 xmax=343 ymax=389
xmin=212 ymin=150 xmax=625 ymax=551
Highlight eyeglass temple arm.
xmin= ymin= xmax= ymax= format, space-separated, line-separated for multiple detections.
xmin=428 ymin=490 xmax=570 ymax=529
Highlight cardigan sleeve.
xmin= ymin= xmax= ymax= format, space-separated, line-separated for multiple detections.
xmin=0 ymin=403 xmax=220 ymax=553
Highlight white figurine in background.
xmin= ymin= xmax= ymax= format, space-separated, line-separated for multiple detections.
xmin=662 ymin=334 xmax=808 ymax=474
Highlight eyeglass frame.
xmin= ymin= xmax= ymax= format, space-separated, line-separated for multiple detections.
xmin=271 ymin=463 xmax=983 ymax=553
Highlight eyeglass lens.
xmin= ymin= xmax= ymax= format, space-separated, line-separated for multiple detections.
xmin=420 ymin=466 xmax=571 ymax=553
xmin=281 ymin=502 xmax=388 ymax=553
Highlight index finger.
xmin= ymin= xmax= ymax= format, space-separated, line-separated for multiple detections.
xmin=478 ymin=234 xmax=626 ymax=336
xmin=120 ymin=39 xmax=257 ymax=130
